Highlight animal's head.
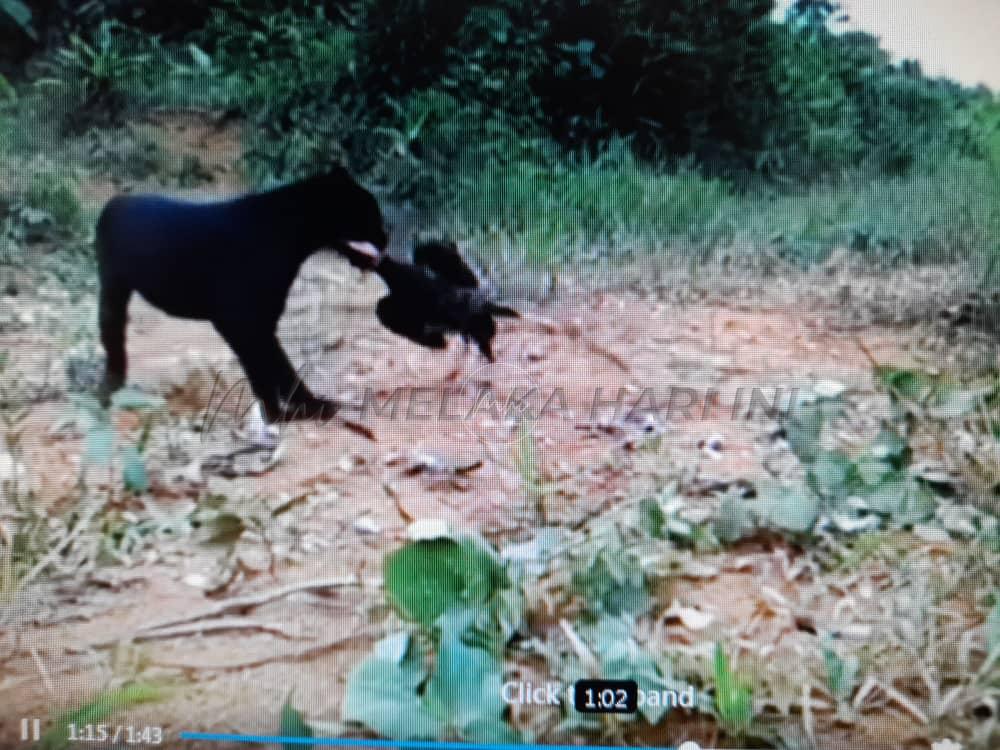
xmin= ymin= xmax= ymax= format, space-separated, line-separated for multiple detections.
xmin=305 ymin=167 xmax=388 ymax=269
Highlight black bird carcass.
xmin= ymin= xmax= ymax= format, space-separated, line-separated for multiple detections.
xmin=372 ymin=241 xmax=518 ymax=371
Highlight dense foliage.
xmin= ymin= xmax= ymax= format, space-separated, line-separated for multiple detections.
xmin=2 ymin=0 xmax=999 ymax=266
xmin=3 ymin=0 xmax=991 ymax=178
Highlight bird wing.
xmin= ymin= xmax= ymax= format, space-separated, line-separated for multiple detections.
xmin=376 ymin=294 xmax=448 ymax=349
xmin=412 ymin=241 xmax=481 ymax=288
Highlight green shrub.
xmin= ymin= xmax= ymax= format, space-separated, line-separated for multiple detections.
xmin=25 ymin=170 xmax=81 ymax=231
xmin=39 ymin=20 xmax=152 ymax=117
xmin=85 ymin=124 xmax=170 ymax=183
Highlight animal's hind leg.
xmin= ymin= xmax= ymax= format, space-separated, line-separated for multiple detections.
xmin=98 ymin=282 xmax=132 ymax=403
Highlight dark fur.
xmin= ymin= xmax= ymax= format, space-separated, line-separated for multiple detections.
xmin=374 ymin=241 xmax=518 ymax=361
xmin=96 ymin=167 xmax=387 ymax=422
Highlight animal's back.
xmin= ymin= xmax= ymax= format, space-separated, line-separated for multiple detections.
xmin=96 ymin=194 xmax=288 ymax=320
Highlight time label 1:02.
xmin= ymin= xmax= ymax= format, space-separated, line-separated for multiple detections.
xmin=572 ymin=680 xmax=639 ymax=714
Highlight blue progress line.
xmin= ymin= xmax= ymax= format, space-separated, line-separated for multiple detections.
xmin=178 ymin=733 xmax=677 ymax=750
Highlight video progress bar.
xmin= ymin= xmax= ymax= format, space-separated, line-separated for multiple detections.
xmin=178 ymin=733 xmax=684 ymax=750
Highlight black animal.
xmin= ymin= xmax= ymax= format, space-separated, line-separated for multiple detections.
xmin=373 ymin=241 xmax=518 ymax=362
xmin=96 ymin=167 xmax=388 ymax=424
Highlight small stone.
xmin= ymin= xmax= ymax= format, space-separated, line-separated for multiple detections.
xmin=814 ymin=379 xmax=847 ymax=398
xmin=406 ymin=518 xmax=452 ymax=541
xmin=353 ymin=517 xmax=381 ymax=535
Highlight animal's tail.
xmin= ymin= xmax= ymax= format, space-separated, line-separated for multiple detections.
xmin=489 ymin=304 xmax=519 ymax=318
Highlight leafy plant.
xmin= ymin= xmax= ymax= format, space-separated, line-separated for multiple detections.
xmin=75 ymin=389 xmax=163 ymax=494
xmin=712 ymin=644 xmax=753 ymax=735
xmin=344 ymin=535 xmax=526 ymax=742
xmin=0 ymin=0 xmax=34 ymax=39
xmin=25 ymin=170 xmax=81 ymax=232
xmin=988 ymin=599 xmax=1000 ymax=657
xmin=875 ymin=364 xmax=999 ymax=419
xmin=342 ymin=613 xmax=520 ymax=743
xmin=638 ymin=489 xmax=718 ymax=551
xmin=718 ymin=391 xmax=941 ymax=542
xmin=822 ymin=636 xmax=860 ymax=701
xmin=383 ymin=535 xmax=516 ymax=634
xmin=39 ymin=20 xmax=151 ymax=116
xmin=85 ymin=125 xmax=171 ymax=184
xmin=577 ymin=614 xmax=680 ymax=725
xmin=572 ymin=523 xmax=649 ymax=616
xmin=343 ymin=632 xmax=443 ymax=740
xmin=279 ymin=695 xmax=314 ymax=750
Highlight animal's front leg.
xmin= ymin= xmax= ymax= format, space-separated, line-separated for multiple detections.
xmin=213 ymin=323 xmax=308 ymax=420
xmin=254 ymin=339 xmax=344 ymax=423
xmin=214 ymin=323 xmax=373 ymax=438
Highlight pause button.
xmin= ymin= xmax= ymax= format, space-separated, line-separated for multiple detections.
xmin=20 ymin=718 xmax=42 ymax=741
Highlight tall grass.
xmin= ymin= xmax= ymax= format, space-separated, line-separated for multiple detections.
xmin=436 ymin=139 xmax=1000 ymax=276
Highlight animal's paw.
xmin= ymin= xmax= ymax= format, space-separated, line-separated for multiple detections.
xmin=267 ymin=396 xmax=375 ymax=440
xmin=278 ymin=395 xmax=343 ymax=422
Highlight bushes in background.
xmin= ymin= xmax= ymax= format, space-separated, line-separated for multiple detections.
xmin=2 ymin=0 xmax=999 ymax=270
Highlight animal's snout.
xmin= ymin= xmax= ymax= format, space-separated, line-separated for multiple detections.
xmin=341 ymin=240 xmax=385 ymax=270
xmin=345 ymin=240 xmax=382 ymax=259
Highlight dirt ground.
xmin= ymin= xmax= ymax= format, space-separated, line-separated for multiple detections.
xmin=0 ymin=109 xmax=995 ymax=749
xmin=2 ymin=244 xmax=989 ymax=750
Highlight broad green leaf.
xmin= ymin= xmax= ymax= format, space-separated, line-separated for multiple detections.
xmin=894 ymin=482 xmax=938 ymax=526
xmin=862 ymin=476 xmax=936 ymax=525
xmin=279 ymin=697 xmax=313 ymax=750
xmin=715 ymin=494 xmax=756 ymax=543
xmin=384 ymin=538 xmax=507 ymax=627
xmin=342 ymin=633 xmax=442 ymax=740
xmin=121 ymin=445 xmax=149 ymax=493
xmin=876 ymin=367 xmax=936 ymax=402
xmin=783 ymin=404 xmax=825 ymax=463
xmin=84 ymin=421 xmax=116 ymax=466
xmin=808 ymin=450 xmax=856 ymax=498
xmin=425 ymin=612 xmax=518 ymax=742
xmin=573 ymin=546 xmax=648 ymax=616
xmin=862 ymin=475 xmax=909 ymax=516
xmin=756 ymin=482 xmax=820 ymax=534
xmin=462 ymin=719 xmax=521 ymax=744
xmin=639 ymin=496 xmax=668 ymax=539
xmin=856 ymin=457 xmax=893 ymax=486
xmin=71 ymin=392 xmax=107 ymax=422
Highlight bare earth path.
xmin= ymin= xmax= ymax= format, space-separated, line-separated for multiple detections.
xmin=0 ymin=251 xmax=989 ymax=749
